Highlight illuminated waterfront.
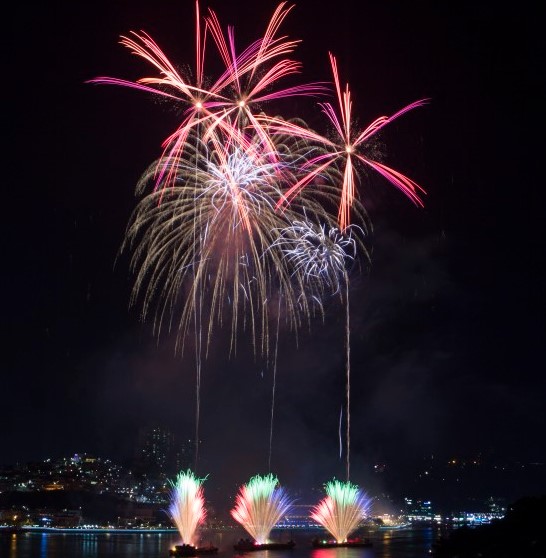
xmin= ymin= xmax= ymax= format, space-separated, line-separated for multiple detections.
xmin=0 ymin=527 xmax=441 ymax=558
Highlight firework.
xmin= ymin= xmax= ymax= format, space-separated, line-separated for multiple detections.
xmin=88 ymin=2 xmax=326 ymax=195
xmin=311 ymin=479 xmax=371 ymax=543
xmin=122 ymin=127 xmax=333 ymax=357
xmin=265 ymin=53 xmax=428 ymax=231
xmin=90 ymin=2 xmax=337 ymax=357
xmin=231 ymin=474 xmax=293 ymax=544
xmin=168 ymin=469 xmax=208 ymax=546
xmin=90 ymin=1 xmax=427 ymax=476
xmin=274 ymin=218 xmax=363 ymax=298
xmin=89 ymin=1 xmax=425 ymax=353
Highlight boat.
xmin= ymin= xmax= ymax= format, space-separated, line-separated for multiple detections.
xmin=169 ymin=544 xmax=219 ymax=557
xmin=234 ymin=539 xmax=296 ymax=552
xmin=311 ymin=537 xmax=373 ymax=549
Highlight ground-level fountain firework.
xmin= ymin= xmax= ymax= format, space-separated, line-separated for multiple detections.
xmin=167 ymin=470 xmax=208 ymax=547
xmin=311 ymin=479 xmax=371 ymax=544
xmin=231 ymin=474 xmax=293 ymax=546
xmin=165 ymin=470 xmax=374 ymax=554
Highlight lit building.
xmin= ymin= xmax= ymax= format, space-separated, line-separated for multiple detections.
xmin=134 ymin=426 xmax=196 ymax=479
xmin=404 ymin=497 xmax=433 ymax=522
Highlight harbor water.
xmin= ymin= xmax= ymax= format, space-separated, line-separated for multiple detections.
xmin=0 ymin=527 xmax=441 ymax=558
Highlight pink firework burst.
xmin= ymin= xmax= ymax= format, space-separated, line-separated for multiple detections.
xmin=269 ymin=53 xmax=428 ymax=231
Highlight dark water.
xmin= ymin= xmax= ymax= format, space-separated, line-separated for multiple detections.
xmin=0 ymin=528 xmax=441 ymax=558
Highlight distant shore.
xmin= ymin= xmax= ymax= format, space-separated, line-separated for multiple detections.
xmin=0 ymin=525 xmax=179 ymax=534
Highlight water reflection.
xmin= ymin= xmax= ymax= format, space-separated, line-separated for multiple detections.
xmin=10 ymin=533 xmax=18 ymax=558
xmin=310 ymin=548 xmax=374 ymax=558
xmin=381 ymin=529 xmax=392 ymax=558
xmin=40 ymin=533 xmax=47 ymax=558
xmin=82 ymin=533 xmax=98 ymax=556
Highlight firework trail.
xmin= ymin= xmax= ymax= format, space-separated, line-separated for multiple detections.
xmin=167 ymin=469 xmax=208 ymax=546
xmin=311 ymin=479 xmax=371 ymax=543
xmin=344 ymin=277 xmax=351 ymax=480
xmin=268 ymin=295 xmax=282 ymax=474
xmin=231 ymin=474 xmax=293 ymax=544
xmin=273 ymin=218 xmax=365 ymax=479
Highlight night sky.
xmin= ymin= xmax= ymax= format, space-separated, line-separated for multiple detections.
xmin=3 ymin=0 xmax=544 ymax=508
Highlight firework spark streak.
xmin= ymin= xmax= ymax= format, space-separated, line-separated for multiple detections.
xmin=311 ymin=479 xmax=371 ymax=543
xmin=231 ymin=474 xmax=293 ymax=544
xmin=168 ymin=470 xmax=208 ymax=546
